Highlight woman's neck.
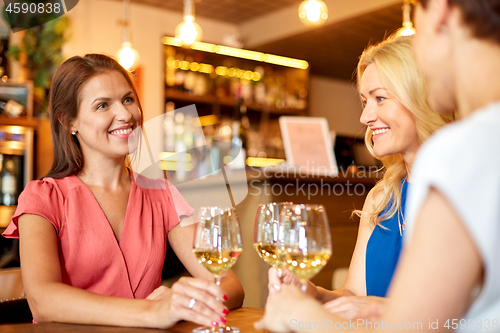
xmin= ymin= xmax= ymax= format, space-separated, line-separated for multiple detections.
xmin=453 ymin=28 xmax=500 ymax=117
xmin=77 ymin=161 xmax=129 ymax=188
xmin=402 ymin=151 xmax=416 ymax=183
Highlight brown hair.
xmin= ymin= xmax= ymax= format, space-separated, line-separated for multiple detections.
xmin=418 ymin=0 xmax=500 ymax=44
xmin=46 ymin=54 xmax=143 ymax=179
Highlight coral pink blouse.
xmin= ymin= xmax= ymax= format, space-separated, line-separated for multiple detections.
xmin=2 ymin=172 xmax=194 ymax=299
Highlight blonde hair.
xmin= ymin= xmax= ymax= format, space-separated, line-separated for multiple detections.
xmin=355 ymin=35 xmax=454 ymax=226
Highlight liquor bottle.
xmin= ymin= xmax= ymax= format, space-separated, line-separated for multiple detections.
xmin=0 ymin=98 xmax=24 ymax=117
xmin=0 ymin=39 xmax=8 ymax=79
xmin=228 ymin=85 xmax=247 ymax=169
xmin=174 ymin=112 xmax=187 ymax=182
xmin=1 ymin=157 xmax=17 ymax=205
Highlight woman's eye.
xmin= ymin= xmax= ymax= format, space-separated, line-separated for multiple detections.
xmin=376 ymin=96 xmax=386 ymax=102
xmin=361 ymin=100 xmax=367 ymax=108
xmin=124 ymin=96 xmax=135 ymax=103
xmin=97 ymin=102 xmax=108 ymax=110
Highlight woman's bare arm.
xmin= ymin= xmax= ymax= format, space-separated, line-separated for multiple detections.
xmin=256 ymin=187 xmax=483 ymax=332
xmin=19 ymin=214 xmax=226 ymax=328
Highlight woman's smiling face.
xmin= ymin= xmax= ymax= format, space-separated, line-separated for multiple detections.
xmin=359 ymin=63 xmax=420 ymax=159
xmin=71 ymin=70 xmax=141 ymax=162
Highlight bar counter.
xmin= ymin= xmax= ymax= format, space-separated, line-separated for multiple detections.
xmin=174 ymin=166 xmax=379 ymax=308
xmin=1 ymin=307 xmax=265 ymax=333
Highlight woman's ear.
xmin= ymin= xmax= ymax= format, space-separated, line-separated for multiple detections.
xmin=427 ymin=0 xmax=452 ymax=34
xmin=57 ymin=113 xmax=64 ymax=126
xmin=59 ymin=114 xmax=77 ymax=134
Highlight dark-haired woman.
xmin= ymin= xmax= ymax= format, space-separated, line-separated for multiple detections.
xmin=2 ymin=54 xmax=244 ymax=328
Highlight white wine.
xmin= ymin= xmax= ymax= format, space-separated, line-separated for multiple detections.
xmin=193 ymin=249 xmax=242 ymax=277
xmin=253 ymin=243 xmax=282 ymax=268
xmin=283 ymin=251 xmax=331 ymax=281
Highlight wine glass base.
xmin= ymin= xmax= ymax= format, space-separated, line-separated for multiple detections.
xmin=193 ymin=326 xmax=240 ymax=333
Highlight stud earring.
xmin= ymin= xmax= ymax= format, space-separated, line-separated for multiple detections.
xmin=71 ymin=131 xmax=76 ymax=135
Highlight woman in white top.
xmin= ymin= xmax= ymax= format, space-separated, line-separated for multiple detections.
xmin=256 ymin=0 xmax=500 ymax=332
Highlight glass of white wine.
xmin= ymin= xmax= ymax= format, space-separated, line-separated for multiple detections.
xmin=280 ymin=204 xmax=332 ymax=292
xmin=253 ymin=202 xmax=292 ymax=278
xmin=193 ymin=206 xmax=243 ymax=333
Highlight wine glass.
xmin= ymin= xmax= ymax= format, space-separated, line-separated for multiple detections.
xmin=193 ymin=206 xmax=243 ymax=333
xmin=280 ymin=204 xmax=332 ymax=292
xmin=253 ymin=202 xmax=292 ymax=278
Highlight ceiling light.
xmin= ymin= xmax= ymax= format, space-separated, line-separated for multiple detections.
xmin=298 ymin=0 xmax=328 ymax=27
xmin=162 ymin=38 xmax=309 ymax=69
xmin=116 ymin=0 xmax=140 ymax=70
xmin=175 ymin=0 xmax=203 ymax=45
xmin=395 ymin=0 xmax=416 ymax=37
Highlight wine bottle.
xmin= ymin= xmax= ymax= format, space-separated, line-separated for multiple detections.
xmin=1 ymin=157 xmax=17 ymax=205
xmin=228 ymin=85 xmax=247 ymax=169
xmin=0 ymin=39 xmax=8 ymax=79
xmin=0 ymin=99 xmax=24 ymax=117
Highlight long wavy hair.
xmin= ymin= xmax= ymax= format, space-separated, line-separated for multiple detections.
xmin=45 ymin=54 xmax=143 ymax=179
xmin=355 ymin=35 xmax=455 ymax=226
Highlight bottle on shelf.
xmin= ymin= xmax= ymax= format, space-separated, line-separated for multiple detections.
xmin=0 ymin=98 xmax=24 ymax=117
xmin=174 ymin=112 xmax=187 ymax=182
xmin=1 ymin=156 xmax=17 ymax=206
xmin=228 ymin=85 xmax=247 ymax=169
xmin=0 ymin=38 xmax=8 ymax=79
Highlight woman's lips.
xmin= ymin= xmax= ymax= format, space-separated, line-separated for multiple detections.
xmin=109 ymin=127 xmax=133 ymax=139
xmin=372 ymin=127 xmax=389 ymax=140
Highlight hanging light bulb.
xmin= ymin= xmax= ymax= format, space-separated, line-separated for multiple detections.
xmin=395 ymin=0 xmax=416 ymax=37
xmin=116 ymin=0 xmax=140 ymax=71
xmin=117 ymin=42 xmax=140 ymax=70
xmin=175 ymin=0 xmax=203 ymax=45
xmin=298 ymin=0 xmax=328 ymax=27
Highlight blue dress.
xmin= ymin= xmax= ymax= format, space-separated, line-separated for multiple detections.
xmin=365 ymin=179 xmax=408 ymax=297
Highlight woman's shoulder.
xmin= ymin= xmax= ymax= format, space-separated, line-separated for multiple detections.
xmin=131 ymin=171 xmax=195 ymax=223
xmin=132 ymin=172 xmax=168 ymax=192
xmin=364 ymin=186 xmax=384 ymax=214
xmin=131 ymin=172 xmax=170 ymax=203
xmin=23 ymin=175 xmax=80 ymax=198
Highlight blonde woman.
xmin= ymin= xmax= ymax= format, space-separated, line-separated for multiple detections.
xmin=266 ymin=35 xmax=453 ymax=318
xmin=258 ymin=0 xmax=500 ymax=331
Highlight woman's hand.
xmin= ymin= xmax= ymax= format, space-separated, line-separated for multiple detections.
xmin=149 ymin=277 xmax=229 ymax=329
xmin=255 ymin=284 xmax=324 ymax=332
xmin=268 ymin=267 xmax=320 ymax=299
xmin=323 ymin=295 xmax=386 ymax=320
xmin=268 ymin=267 xmax=299 ymax=291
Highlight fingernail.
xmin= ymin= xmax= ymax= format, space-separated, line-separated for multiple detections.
xmin=220 ymin=317 xmax=227 ymax=324
xmin=223 ymin=309 xmax=229 ymax=315
xmin=223 ymin=295 xmax=228 ymax=301
xmin=211 ymin=321 xmax=219 ymax=326
xmin=273 ymin=284 xmax=281 ymax=291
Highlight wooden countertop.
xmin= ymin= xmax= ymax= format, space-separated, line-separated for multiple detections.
xmin=0 ymin=307 xmax=265 ymax=333
xmin=171 ymin=165 xmax=380 ymax=189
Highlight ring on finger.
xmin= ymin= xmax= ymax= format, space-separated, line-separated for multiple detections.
xmin=188 ymin=298 xmax=197 ymax=309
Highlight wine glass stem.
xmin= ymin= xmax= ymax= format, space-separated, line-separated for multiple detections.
xmin=300 ymin=279 xmax=307 ymax=292
xmin=214 ymin=275 xmax=227 ymax=332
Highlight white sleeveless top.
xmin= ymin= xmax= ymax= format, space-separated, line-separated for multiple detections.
xmin=405 ymin=102 xmax=500 ymax=332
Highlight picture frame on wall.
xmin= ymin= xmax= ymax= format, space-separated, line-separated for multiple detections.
xmin=0 ymin=80 xmax=34 ymax=118
xmin=279 ymin=116 xmax=338 ymax=176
